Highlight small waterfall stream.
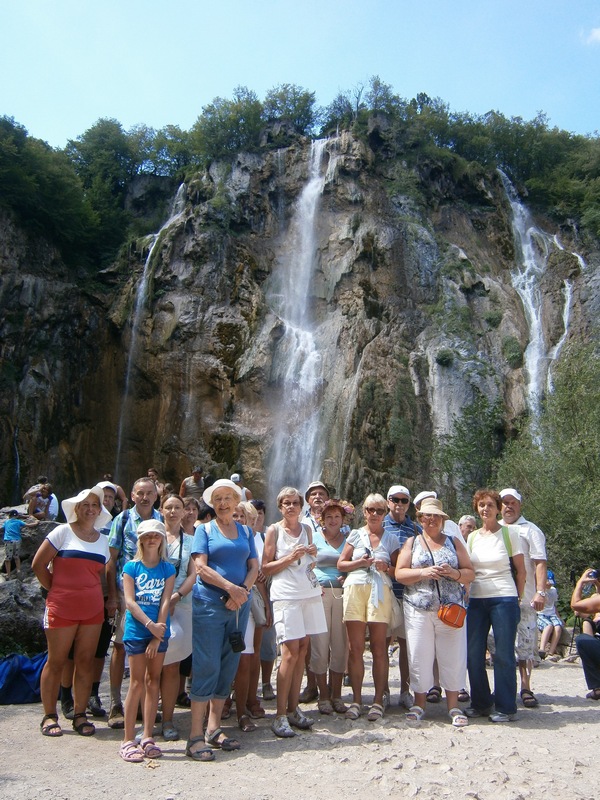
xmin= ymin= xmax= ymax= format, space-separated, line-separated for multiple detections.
xmin=114 ymin=184 xmax=187 ymax=476
xmin=265 ymin=140 xmax=328 ymax=506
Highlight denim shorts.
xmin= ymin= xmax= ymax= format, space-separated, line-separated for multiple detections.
xmin=123 ymin=637 xmax=169 ymax=656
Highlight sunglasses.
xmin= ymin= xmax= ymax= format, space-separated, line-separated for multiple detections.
xmin=389 ymin=497 xmax=409 ymax=505
xmin=365 ymin=507 xmax=386 ymax=516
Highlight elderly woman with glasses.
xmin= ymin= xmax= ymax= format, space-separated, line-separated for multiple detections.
xmin=262 ymin=486 xmax=327 ymax=738
xmin=337 ymin=493 xmax=399 ymax=722
xmin=395 ymin=498 xmax=475 ymax=727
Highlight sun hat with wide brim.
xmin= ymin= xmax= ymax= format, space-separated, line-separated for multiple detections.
xmin=203 ymin=478 xmax=242 ymax=508
xmin=61 ymin=486 xmax=113 ymax=529
xmin=416 ymin=498 xmax=449 ymax=520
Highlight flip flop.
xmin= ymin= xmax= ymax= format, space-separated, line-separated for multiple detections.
xmin=205 ymin=727 xmax=241 ymax=750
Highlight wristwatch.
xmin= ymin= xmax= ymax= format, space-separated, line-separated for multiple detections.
xmin=537 ymin=590 xmax=547 ymax=597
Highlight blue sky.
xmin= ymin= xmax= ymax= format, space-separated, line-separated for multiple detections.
xmin=2 ymin=0 xmax=599 ymax=147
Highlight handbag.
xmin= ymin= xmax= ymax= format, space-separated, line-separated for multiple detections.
xmin=420 ymin=535 xmax=466 ymax=629
xmin=250 ymin=586 xmax=267 ymax=626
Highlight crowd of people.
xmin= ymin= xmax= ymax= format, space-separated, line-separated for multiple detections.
xmin=2 ymin=468 xmax=599 ymax=763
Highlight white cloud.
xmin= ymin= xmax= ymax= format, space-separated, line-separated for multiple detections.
xmin=585 ymin=27 xmax=600 ymax=45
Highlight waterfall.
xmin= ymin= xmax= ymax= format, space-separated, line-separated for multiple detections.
xmin=265 ymin=140 xmax=328 ymax=509
xmin=114 ymin=184 xmax=187 ymax=477
xmin=547 ymin=279 xmax=573 ymax=392
xmin=12 ymin=425 xmax=20 ymax=504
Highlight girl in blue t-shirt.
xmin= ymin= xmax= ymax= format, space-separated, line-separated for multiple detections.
xmin=120 ymin=520 xmax=176 ymax=763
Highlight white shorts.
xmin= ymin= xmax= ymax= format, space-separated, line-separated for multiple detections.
xmin=273 ymin=596 xmax=327 ymax=644
xmin=242 ymin=610 xmax=256 ymax=655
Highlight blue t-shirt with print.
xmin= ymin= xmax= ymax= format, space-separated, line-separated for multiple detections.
xmin=122 ymin=559 xmax=176 ymax=642
xmin=191 ymin=520 xmax=257 ymax=602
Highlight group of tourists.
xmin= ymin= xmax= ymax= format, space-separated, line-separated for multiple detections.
xmin=23 ymin=470 xmax=600 ymax=763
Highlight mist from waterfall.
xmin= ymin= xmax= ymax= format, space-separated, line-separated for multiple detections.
xmin=114 ymin=183 xmax=187 ymax=477
xmin=265 ymin=140 xmax=328 ymax=510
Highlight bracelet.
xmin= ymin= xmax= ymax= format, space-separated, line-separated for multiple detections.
xmin=456 ymin=569 xmax=462 ymax=581
xmin=176 ymin=591 xmax=183 ymax=599
xmin=145 ymin=619 xmax=152 ymax=628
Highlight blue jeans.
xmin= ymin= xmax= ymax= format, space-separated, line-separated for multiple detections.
xmin=467 ymin=596 xmax=520 ymax=715
xmin=190 ymin=596 xmax=250 ymax=701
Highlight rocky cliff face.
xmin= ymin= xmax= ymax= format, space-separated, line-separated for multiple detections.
xmin=0 ymin=131 xmax=597 ymax=511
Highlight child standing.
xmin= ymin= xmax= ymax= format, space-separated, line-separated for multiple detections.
xmin=119 ymin=520 xmax=176 ymax=762
xmin=536 ymin=570 xmax=564 ymax=661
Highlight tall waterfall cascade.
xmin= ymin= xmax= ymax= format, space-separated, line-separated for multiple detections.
xmin=499 ymin=171 xmax=583 ymax=422
xmin=265 ymin=140 xmax=330 ymax=509
xmin=114 ymin=184 xmax=187 ymax=475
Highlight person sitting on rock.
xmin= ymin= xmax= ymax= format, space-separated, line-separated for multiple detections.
xmin=28 ymin=484 xmax=53 ymax=520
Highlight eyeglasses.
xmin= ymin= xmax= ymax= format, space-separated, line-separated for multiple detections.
xmin=365 ymin=507 xmax=386 ymax=516
xmin=389 ymin=497 xmax=409 ymax=505
xmin=420 ymin=513 xmax=442 ymax=520
xmin=281 ymin=500 xmax=301 ymax=507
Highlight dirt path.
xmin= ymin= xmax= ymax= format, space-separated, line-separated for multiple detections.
xmin=1 ymin=655 xmax=597 ymax=800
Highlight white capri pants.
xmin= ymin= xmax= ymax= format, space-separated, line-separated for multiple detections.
xmin=403 ymin=601 xmax=467 ymax=693
xmin=309 ymin=587 xmax=348 ymax=674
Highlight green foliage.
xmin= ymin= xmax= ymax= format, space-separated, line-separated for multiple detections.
xmin=190 ymin=86 xmax=263 ymax=162
xmin=484 ymin=309 xmax=503 ymax=328
xmin=502 ymin=336 xmax=524 ymax=368
xmin=494 ymin=343 xmax=600 ymax=590
xmin=0 ymin=116 xmax=99 ymax=264
xmin=435 ymin=390 xmax=505 ymax=516
xmin=435 ymin=348 xmax=454 ymax=367
xmin=263 ymin=84 xmax=318 ymax=135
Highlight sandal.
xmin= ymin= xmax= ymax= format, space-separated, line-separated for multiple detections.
xmin=344 ymin=702 xmax=362 ymax=720
xmin=585 ymin=688 xmax=600 ymax=700
xmin=119 ymin=740 xmax=144 ymax=762
xmin=41 ymin=713 xmax=63 ymax=737
xmin=140 ymin=737 xmax=162 ymax=758
xmin=246 ymin=702 xmax=266 ymax=719
xmin=205 ymin=727 xmax=241 ymax=750
xmin=176 ymin=691 xmax=191 ymax=708
xmin=72 ymin=713 xmax=95 ymax=736
xmin=449 ymin=707 xmax=468 ymax=727
xmin=317 ymin=700 xmax=334 ymax=715
xmin=426 ymin=685 xmax=442 ymax=703
xmin=331 ymin=698 xmax=347 ymax=714
xmin=186 ymin=735 xmax=215 ymax=762
xmin=238 ymin=714 xmax=257 ymax=733
xmin=520 ymin=689 xmax=539 ymax=708
xmin=367 ymin=702 xmax=384 ymax=721
xmin=406 ymin=705 xmax=425 ymax=722
xmin=162 ymin=722 xmax=180 ymax=741
xmin=457 ymin=689 xmax=470 ymax=703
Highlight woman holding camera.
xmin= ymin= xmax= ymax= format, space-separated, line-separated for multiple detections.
xmin=571 ymin=568 xmax=600 ymax=700
xmin=262 ymin=486 xmax=327 ymax=738
xmin=186 ymin=479 xmax=258 ymax=762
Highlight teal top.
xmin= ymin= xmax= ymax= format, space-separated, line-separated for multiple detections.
xmin=313 ymin=530 xmax=346 ymax=588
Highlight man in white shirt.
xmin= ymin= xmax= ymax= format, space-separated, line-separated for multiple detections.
xmin=500 ymin=488 xmax=548 ymax=709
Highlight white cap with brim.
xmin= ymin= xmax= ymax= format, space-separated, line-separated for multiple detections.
xmin=387 ymin=485 xmax=411 ymax=500
xmin=230 ymin=473 xmax=241 ymax=483
xmin=96 ymin=480 xmax=117 ymax=493
xmin=500 ymin=488 xmax=522 ymax=503
xmin=413 ymin=490 xmax=437 ymax=508
xmin=61 ymin=487 xmax=113 ymax=530
xmin=137 ymin=519 xmax=167 ymax=539
xmin=304 ymin=481 xmax=329 ymax=501
xmin=203 ymin=479 xmax=242 ymax=507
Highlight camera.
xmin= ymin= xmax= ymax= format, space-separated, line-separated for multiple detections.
xmin=229 ymin=630 xmax=245 ymax=653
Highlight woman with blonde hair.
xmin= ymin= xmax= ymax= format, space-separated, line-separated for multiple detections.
xmin=337 ymin=493 xmax=399 ymax=722
xmin=262 ymin=486 xmax=327 ymax=738
xmin=395 ymin=497 xmax=474 ymax=726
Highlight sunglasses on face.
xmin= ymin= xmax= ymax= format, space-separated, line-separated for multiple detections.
xmin=389 ymin=497 xmax=409 ymax=505
xmin=365 ymin=507 xmax=386 ymax=516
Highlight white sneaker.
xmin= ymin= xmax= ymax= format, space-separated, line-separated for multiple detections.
xmin=272 ymin=715 xmax=296 ymax=737
xmin=399 ymin=690 xmax=414 ymax=710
